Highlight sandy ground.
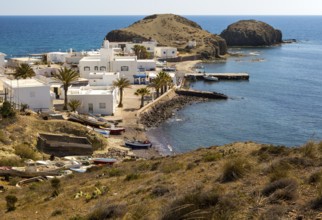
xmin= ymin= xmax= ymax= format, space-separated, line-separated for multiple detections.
xmin=100 ymin=60 xmax=200 ymax=159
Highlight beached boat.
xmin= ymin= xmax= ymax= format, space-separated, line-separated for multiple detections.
xmin=124 ymin=140 xmax=152 ymax=149
xmin=87 ymin=126 xmax=110 ymax=138
xmin=103 ymin=126 xmax=125 ymax=135
xmin=92 ymin=158 xmax=117 ymax=165
xmin=68 ymin=113 xmax=107 ymax=128
xmin=203 ymin=74 xmax=219 ymax=81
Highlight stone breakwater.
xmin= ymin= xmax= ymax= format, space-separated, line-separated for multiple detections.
xmin=139 ymin=95 xmax=208 ymax=128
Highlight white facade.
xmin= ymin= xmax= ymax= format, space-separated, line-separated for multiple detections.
xmin=149 ymin=72 xmax=177 ymax=86
xmin=47 ymin=52 xmax=69 ymax=63
xmin=88 ymin=72 xmax=119 ymax=86
xmin=154 ymin=47 xmax=178 ymax=59
xmin=137 ymin=59 xmax=156 ymax=71
xmin=68 ymin=86 xmax=118 ymax=115
xmin=109 ymin=41 xmax=157 ymax=55
xmin=188 ymin=40 xmax=197 ymax=48
xmin=1 ymin=78 xmax=53 ymax=111
xmin=112 ymin=57 xmax=138 ymax=82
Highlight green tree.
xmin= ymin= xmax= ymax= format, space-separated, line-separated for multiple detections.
xmin=51 ymin=178 xmax=61 ymax=197
xmin=134 ymin=87 xmax=151 ymax=108
xmin=0 ymin=101 xmax=16 ymax=118
xmin=149 ymin=77 xmax=162 ymax=98
xmin=113 ymin=77 xmax=131 ymax=108
xmin=68 ymin=99 xmax=81 ymax=112
xmin=132 ymin=45 xmax=150 ymax=59
xmin=156 ymin=71 xmax=173 ymax=94
xmin=53 ymin=67 xmax=79 ymax=110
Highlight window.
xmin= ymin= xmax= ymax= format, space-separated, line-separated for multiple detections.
xmin=121 ymin=66 xmax=129 ymax=71
xmin=99 ymin=103 xmax=106 ymax=109
xmin=84 ymin=66 xmax=90 ymax=71
xmin=163 ymin=51 xmax=166 ymax=54
xmin=100 ymin=66 xmax=106 ymax=71
xmin=172 ymin=51 xmax=175 ymax=54
xmin=94 ymin=66 xmax=98 ymax=71
xmin=30 ymin=91 xmax=35 ymax=97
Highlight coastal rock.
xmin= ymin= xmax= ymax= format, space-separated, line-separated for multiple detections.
xmin=105 ymin=14 xmax=227 ymax=58
xmin=220 ymin=20 xmax=282 ymax=46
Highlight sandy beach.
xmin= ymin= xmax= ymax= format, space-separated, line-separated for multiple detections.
xmin=101 ymin=60 xmax=200 ymax=159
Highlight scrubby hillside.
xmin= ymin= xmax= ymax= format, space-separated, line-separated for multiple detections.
xmin=0 ymin=114 xmax=107 ymax=165
xmin=105 ymin=14 xmax=227 ymax=58
xmin=2 ymin=140 xmax=322 ymax=219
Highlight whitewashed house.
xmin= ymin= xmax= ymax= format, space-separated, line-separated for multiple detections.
xmin=1 ymin=77 xmax=53 ymax=111
xmin=154 ymin=47 xmax=177 ymax=59
xmin=109 ymin=40 xmax=157 ymax=56
xmin=47 ymin=52 xmax=70 ymax=64
xmin=68 ymin=86 xmax=118 ymax=115
xmin=79 ymin=40 xmax=139 ymax=83
xmin=137 ymin=59 xmax=156 ymax=71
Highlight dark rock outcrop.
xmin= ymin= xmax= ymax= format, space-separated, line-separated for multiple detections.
xmin=105 ymin=14 xmax=227 ymax=58
xmin=220 ymin=20 xmax=282 ymax=46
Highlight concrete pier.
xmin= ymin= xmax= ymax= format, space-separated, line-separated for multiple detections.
xmin=186 ymin=72 xmax=249 ymax=80
xmin=176 ymin=89 xmax=228 ymax=99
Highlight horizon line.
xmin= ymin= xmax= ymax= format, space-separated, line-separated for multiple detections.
xmin=0 ymin=14 xmax=322 ymax=16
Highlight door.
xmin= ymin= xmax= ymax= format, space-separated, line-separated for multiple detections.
xmin=88 ymin=103 xmax=93 ymax=114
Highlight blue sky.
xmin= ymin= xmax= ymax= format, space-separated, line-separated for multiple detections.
xmin=1 ymin=0 xmax=322 ymax=15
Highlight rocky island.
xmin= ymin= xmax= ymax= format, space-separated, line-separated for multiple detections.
xmin=220 ymin=19 xmax=283 ymax=46
xmin=106 ymin=14 xmax=227 ymax=58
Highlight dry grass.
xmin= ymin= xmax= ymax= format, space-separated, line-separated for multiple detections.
xmin=2 ymin=140 xmax=322 ymax=219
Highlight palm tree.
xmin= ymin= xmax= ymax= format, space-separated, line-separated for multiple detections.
xmin=134 ymin=87 xmax=151 ymax=108
xmin=132 ymin=45 xmax=149 ymax=59
xmin=14 ymin=63 xmax=35 ymax=79
xmin=113 ymin=77 xmax=131 ymax=108
xmin=13 ymin=63 xmax=35 ymax=108
xmin=157 ymin=71 xmax=172 ymax=94
xmin=53 ymin=67 xmax=79 ymax=110
xmin=148 ymin=77 xmax=162 ymax=98
xmin=68 ymin=99 xmax=81 ymax=112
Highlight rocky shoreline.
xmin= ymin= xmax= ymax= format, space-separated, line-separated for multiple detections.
xmin=139 ymin=95 xmax=208 ymax=128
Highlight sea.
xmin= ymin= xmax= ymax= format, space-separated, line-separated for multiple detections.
xmin=1 ymin=16 xmax=322 ymax=154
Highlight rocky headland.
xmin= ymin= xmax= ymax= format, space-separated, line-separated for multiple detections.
xmin=220 ymin=19 xmax=283 ymax=46
xmin=105 ymin=14 xmax=227 ymax=58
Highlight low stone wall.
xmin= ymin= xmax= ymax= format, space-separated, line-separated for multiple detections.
xmin=137 ymin=88 xmax=177 ymax=117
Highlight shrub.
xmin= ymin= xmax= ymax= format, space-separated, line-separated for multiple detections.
xmin=108 ymin=168 xmax=122 ymax=177
xmin=0 ymin=157 xmax=22 ymax=167
xmin=5 ymin=194 xmax=18 ymax=211
xmin=51 ymin=178 xmax=61 ymax=197
xmin=301 ymin=141 xmax=316 ymax=158
xmin=186 ymin=162 xmax=197 ymax=170
xmin=221 ymin=157 xmax=252 ymax=182
xmin=150 ymin=161 xmax=161 ymax=171
xmin=202 ymin=152 xmax=222 ymax=162
xmin=309 ymin=171 xmax=322 ymax=184
xmin=260 ymin=206 xmax=286 ymax=220
xmin=268 ymin=161 xmax=291 ymax=182
xmin=0 ymin=101 xmax=16 ymax=118
xmin=160 ymin=162 xmax=183 ymax=174
xmin=0 ymin=130 xmax=11 ymax=145
xmin=254 ymin=145 xmax=289 ymax=161
xmin=87 ymin=203 xmax=126 ymax=220
xmin=14 ymin=144 xmax=38 ymax=160
xmin=51 ymin=209 xmax=63 ymax=216
xmin=124 ymin=173 xmax=139 ymax=181
xmin=262 ymin=178 xmax=298 ymax=202
xmin=151 ymin=185 xmax=170 ymax=198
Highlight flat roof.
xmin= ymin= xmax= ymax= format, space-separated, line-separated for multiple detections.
xmin=2 ymin=78 xmax=47 ymax=88
xmin=137 ymin=59 xmax=156 ymax=63
xmin=114 ymin=58 xmax=136 ymax=62
xmin=80 ymin=56 xmax=100 ymax=62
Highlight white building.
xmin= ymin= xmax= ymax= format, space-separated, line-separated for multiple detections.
xmin=79 ymin=40 xmax=138 ymax=83
xmin=188 ymin=40 xmax=197 ymax=48
xmin=109 ymin=40 xmax=157 ymax=56
xmin=154 ymin=47 xmax=178 ymax=59
xmin=0 ymin=53 xmax=6 ymax=69
xmin=68 ymin=86 xmax=118 ymax=116
xmin=88 ymin=72 xmax=119 ymax=86
xmin=47 ymin=52 xmax=70 ymax=64
xmin=1 ymin=77 xmax=53 ymax=111
xmin=137 ymin=59 xmax=156 ymax=71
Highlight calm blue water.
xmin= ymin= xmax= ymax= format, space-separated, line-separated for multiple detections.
xmin=1 ymin=16 xmax=322 ymax=153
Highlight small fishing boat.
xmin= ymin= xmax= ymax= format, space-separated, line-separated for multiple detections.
xmin=105 ymin=126 xmax=125 ymax=135
xmin=68 ymin=113 xmax=107 ymax=128
xmin=92 ymin=158 xmax=117 ymax=165
xmin=125 ymin=140 xmax=152 ymax=149
xmin=194 ymin=65 xmax=205 ymax=73
xmin=87 ymin=126 xmax=110 ymax=138
xmin=203 ymin=74 xmax=219 ymax=82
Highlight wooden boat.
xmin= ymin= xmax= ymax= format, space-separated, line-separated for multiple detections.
xmin=68 ymin=113 xmax=107 ymax=128
xmin=104 ymin=126 xmax=125 ymax=135
xmin=87 ymin=126 xmax=110 ymax=138
xmin=92 ymin=158 xmax=117 ymax=165
xmin=124 ymin=140 xmax=152 ymax=149
xmin=203 ymin=74 xmax=219 ymax=81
